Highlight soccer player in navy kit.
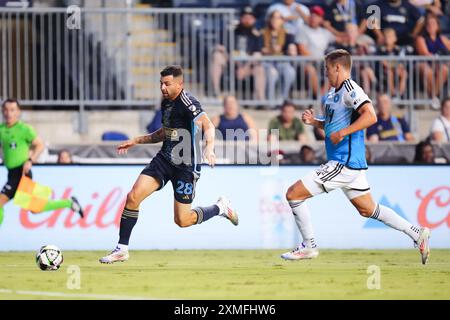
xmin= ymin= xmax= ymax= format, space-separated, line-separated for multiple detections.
xmin=100 ymin=66 xmax=238 ymax=264
xmin=281 ymin=50 xmax=431 ymax=264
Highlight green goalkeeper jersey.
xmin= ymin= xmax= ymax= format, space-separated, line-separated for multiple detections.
xmin=0 ymin=121 xmax=37 ymax=169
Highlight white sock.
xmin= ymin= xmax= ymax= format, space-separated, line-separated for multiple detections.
xmin=117 ymin=244 xmax=129 ymax=251
xmin=289 ymin=200 xmax=317 ymax=248
xmin=371 ymin=204 xmax=420 ymax=242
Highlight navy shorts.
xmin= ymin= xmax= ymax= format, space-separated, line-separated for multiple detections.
xmin=1 ymin=165 xmax=32 ymax=199
xmin=141 ymin=153 xmax=199 ymax=204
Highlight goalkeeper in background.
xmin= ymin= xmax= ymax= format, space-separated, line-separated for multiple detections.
xmin=0 ymin=98 xmax=84 ymax=226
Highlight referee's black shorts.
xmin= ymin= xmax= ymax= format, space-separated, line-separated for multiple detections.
xmin=1 ymin=165 xmax=32 ymax=199
xmin=141 ymin=153 xmax=199 ymax=204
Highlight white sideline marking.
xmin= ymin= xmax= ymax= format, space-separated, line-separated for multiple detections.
xmin=0 ymin=289 xmax=162 ymax=300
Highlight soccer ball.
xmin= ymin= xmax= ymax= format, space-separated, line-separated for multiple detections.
xmin=36 ymin=245 xmax=63 ymax=271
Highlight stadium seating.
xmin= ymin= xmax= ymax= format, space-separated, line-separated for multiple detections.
xmin=101 ymin=131 xmax=130 ymax=141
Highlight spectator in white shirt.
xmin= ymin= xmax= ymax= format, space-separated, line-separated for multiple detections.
xmin=296 ymin=5 xmax=346 ymax=98
xmin=430 ymin=97 xmax=450 ymax=142
xmin=266 ymin=0 xmax=310 ymax=35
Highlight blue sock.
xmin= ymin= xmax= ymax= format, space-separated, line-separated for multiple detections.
xmin=119 ymin=208 xmax=139 ymax=245
xmin=193 ymin=205 xmax=220 ymax=224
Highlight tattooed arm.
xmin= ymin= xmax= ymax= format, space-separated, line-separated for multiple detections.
xmin=117 ymin=128 xmax=164 ymax=154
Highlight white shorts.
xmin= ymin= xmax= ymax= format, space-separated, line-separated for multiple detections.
xmin=302 ymin=160 xmax=371 ymax=200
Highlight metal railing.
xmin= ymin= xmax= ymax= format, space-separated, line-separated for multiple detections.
xmin=0 ymin=7 xmax=236 ymax=107
xmin=1 ymin=7 xmax=449 ymax=133
xmin=231 ymin=55 xmax=450 ymax=108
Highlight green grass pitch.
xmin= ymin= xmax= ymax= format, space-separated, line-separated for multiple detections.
xmin=1 ymin=250 xmax=449 ymax=300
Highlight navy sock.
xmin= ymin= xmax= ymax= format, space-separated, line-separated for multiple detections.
xmin=194 ymin=205 xmax=220 ymax=224
xmin=119 ymin=208 xmax=139 ymax=245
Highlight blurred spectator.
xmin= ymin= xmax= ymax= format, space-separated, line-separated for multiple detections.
xmin=410 ymin=0 xmax=443 ymax=15
xmin=430 ymin=97 xmax=450 ymax=142
xmin=353 ymin=34 xmax=378 ymax=95
xmin=211 ymin=95 xmax=257 ymax=142
xmin=376 ymin=28 xmax=409 ymax=97
xmin=324 ymin=0 xmax=364 ymax=35
xmin=296 ymin=5 xmax=346 ymax=98
xmin=268 ymin=100 xmax=306 ymax=142
xmin=266 ymin=0 xmax=310 ymax=35
xmin=299 ymin=145 xmax=318 ymax=164
xmin=211 ymin=6 xmax=265 ymax=100
xmin=146 ymin=109 xmax=162 ymax=133
xmin=361 ymin=0 xmax=424 ymax=46
xmin=415 ymin=12 xmax=450 ymax=100
xmin=57 ymin=149 xmax=73 ymax=164
xmin=367 ymin=94 xmax=415 ymax=142
xmin=414 ymin=140 xmax=436 ymax=163
xmin=261 ymin=10 xmax=297 ymax=101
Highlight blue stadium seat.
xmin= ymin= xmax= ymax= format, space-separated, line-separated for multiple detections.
xmin=172 ymin=0 xmax=211 ymax=7
xmin=101 ymin=131 xmax=129 ymax=141
xmin=212 ymin=0 xmax=250 ymax=9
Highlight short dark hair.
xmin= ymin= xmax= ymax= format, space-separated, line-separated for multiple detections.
xmin=2 ymin=98 xmax=20 ymax=109
xmin=414 ymin=140 xmax=434 ymax=163
xmin=160 ymin=65 xmax=183 ymax=78
xmin=325 ymin=49 xmax=352 ymax=70
xmin=281 ymin=100 xmax=295 ymax=110
xmin=442 ymin=97 xmax=450 ymax=109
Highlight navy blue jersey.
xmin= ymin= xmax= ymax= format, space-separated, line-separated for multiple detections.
xmin=368 ymin=0 xmax=422 ymax=45
xmin=325 ymin=0 xmax=363 ymax=32
xmin=160 ymin=90 xmax=205 ymax=173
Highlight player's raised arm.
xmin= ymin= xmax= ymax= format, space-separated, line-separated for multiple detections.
xmin=196 ymin=113 xmax=216 ymax=168
xmin=302 ymin=108 xmax=324 ymax=129
xmin=117 ymin=128 xmax=164 ymax=154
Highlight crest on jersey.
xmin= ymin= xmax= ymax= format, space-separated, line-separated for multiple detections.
xmin=188 ymin=105 xmax=196 ymax=112
xmin=333 ymin=94 xmax=340 ymax=102
xmin=9 ymin=142 xmax=17 ymax=149
xmin=350 ymin=91 xmax=356 ymax=98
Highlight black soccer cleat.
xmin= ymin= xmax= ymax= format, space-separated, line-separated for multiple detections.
xmin=71 ymin=196 xmax=84 ymax=218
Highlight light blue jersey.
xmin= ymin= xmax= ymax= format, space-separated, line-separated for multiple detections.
xmin=322 ymin=79 xmax=371 ymax=169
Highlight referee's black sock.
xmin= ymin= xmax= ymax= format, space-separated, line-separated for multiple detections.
xmin=118 ymin=208 xmax=139 ymax=245
xmin=193 ymin=205 xmax=220 ymax=224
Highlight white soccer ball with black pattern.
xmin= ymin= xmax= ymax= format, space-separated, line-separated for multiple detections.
xmin=36 ymin=245 xmax=63 ymax=271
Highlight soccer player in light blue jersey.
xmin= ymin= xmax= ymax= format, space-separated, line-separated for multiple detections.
xmin=281 ymin=49 xmax=431 ymax=264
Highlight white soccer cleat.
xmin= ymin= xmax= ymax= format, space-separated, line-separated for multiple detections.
xmin=416 ymin=227 xmax=431 ymax=265
xmin=99 ymin=246 xmax=129 ymax=264
xmin=281 ymin=244 xmax=319 ymax=261
xmin=217 ymin=196 xmax=238 ymax=226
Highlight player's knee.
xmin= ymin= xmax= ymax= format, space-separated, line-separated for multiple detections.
xmin=358 ymin=207 xmax=373 ymax=218
xmin=285 ymin=186 xmax=296 ymax=201
xmin=286 ymin=186 xmax=306 ymax=201
xmin=174 ymin=216 xmax=190 ymax=228
xmin=126 ymin=191 xmax=140 ymax=209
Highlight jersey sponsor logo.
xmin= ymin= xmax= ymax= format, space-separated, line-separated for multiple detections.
xmin=325 ymin=104 xmax=335 ymax=123
xmin=163 ymin=127 xmax=179 ymax=140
